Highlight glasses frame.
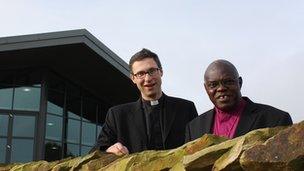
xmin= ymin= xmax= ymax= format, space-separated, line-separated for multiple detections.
xmin=132 ymin=68 xmax=161 ymax=79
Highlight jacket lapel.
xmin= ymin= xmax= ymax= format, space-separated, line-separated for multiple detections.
xmin=203 ymin=109 xmax=215 ymax=134
xmin=234 ymin=98 xmax=259 ymax=137
xmin=162 ymin=95 xmax=176 ymax=141
xmin=130 ymin=99 xmax=148 ymax=144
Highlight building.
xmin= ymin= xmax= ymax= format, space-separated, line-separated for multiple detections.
xmin=0 ymin=29 xmax=139 ymax=163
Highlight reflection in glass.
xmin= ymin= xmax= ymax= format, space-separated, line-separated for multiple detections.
xmin=0 ymin=115 xmax=8 ymax=136
xmin=47 ymin=90 xmax=64 ymax=116
xmin=13 ymin=87 xmax=41 ymax=111
xmin=81 ymin=145 xmax=92 ymax=156
xmin=67 ymin=119 xmax=80 ymax=143
xmin=47 ymin=102 xmax=63 ymax=116
xmin=68 ymin=111 xmax=81 ymax=120
xmin=67 ymin=143 xmax=79 ymax=157
xmin=11 ymin=138 xmax=34 ymax=163
xmin=45 ymin=141 xmax=62 ymax=162
xmin=0 ymin=87 xmax=13 ymax=109
xmin=67 ymin=95 xmax=81 ymax=120
xmin=46 ymin=114 xmax=62 ymax=141
xmin=82 ymin=122 xmax=96 ymax=146
xmin=12 ymin=115 xmax=35 ymax=137
xmin=0 ymin=138 xmax=6 ymax=163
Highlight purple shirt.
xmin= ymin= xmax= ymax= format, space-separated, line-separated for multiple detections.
xmin=212 ymin=98 xmax=246 ymax=139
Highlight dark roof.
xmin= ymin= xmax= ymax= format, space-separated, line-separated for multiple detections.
xmin=0 ymin=29 xmax=139 ymax=105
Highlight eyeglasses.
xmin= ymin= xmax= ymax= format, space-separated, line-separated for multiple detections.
xmin=132 ymin=68 xmax=160 ymax=79
xmin=205 ymin=78 xmax=239 ymax=89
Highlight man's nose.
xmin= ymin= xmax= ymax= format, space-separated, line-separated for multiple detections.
xmin=217 ymin=82 xmax=228 ymax=91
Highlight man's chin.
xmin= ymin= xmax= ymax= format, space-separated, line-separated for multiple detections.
xmin=216 ymin=103 xmax=234 ymax=112
xmin=142 ymin=92 xmax=156 ymax=99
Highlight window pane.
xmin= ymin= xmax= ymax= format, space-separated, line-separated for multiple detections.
xmin=67 ymin=95 xmax=81 ymax=120
xmin=67 ymin=119 xmax=80 ymax=143
xmin=11 ymin=138 xmax=34 ymax=163
xmin=47 ymin=102 xmax=63 ymax=116
xmin=13 ymin=87 xmax=41 ymax=111
xmin=0 ymin=86 xmax=13 ymax=110
xmin=81 ymin=145 xmax=92 ymax=156
xmin=0 ymin=115 xmax=8 ymax=136
xmin=46 ymin=114 xmax=62 ymax=141
xmin=0 ymin=138 xmax=6 ymax=163
xmin=82 ymin=122 xmax=96 ymax=146
xmin=66 ymin=143 xmax=79 ymax=157
xmin=47 ymin=90 xmax=64 ymax=116
xmin=45 ymin=141 xmax=62 ymax=162
xmin=68 ymin=111 xmax=81 ymax=120
xmin=12 ymin=115 xmax=35 ymax=137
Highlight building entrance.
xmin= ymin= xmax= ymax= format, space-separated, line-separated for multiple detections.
xmin=0 ymin=111 xmax=37 ymax=163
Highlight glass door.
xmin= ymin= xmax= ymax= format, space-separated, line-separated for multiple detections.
xmin=0 ymin=112 xmax=37 ymax=163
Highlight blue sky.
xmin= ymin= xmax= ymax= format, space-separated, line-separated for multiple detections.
xmin=1 ymin=1 xmax=303 ymax=122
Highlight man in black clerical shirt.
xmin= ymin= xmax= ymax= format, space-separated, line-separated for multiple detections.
xmin=91 ymin=48 xmax=198 ymax=155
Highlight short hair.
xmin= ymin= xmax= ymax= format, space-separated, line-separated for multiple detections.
xmin=204 ymin=59 xmax=239 ymax=81
xmin=129 ymin=48 xmax=162 ymax=73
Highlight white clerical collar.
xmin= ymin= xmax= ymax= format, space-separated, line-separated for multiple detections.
xmin=150 ymin=100 xmax=159 ymax=106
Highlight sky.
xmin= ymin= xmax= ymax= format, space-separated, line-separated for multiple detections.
xmin=1 ymin=1 xmax=303 ymax=122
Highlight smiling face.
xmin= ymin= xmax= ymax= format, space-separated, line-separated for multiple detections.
xmin=131 ymin=58 xmax=163 ymax=101
xmin=204 ymin=60 xmax=242 ymax=112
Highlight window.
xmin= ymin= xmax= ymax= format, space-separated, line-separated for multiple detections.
xmin=10 ymin=115 xmax=36 ymax=163
xmin=44 ymin=140 xmax=62 ymax=162
xmin=81 ymin=145 xmax=92 ymax=156
xmin=67 ymin=95 xmax=81 ymax=120
xmin=47 ymin=90 xmax=64 ymax=116
xmin=66 ymin=143 xmax=79 ymax=157
xmin=12 ymin=115 xmax=35 ymax=137
xmin=11 ymin=138 xmax=34 ymax=163
xmin=0 ymin=115 xmax=8 ymax=136
xmin=46 ymin=114 xmax=62 ymax=141
xmin=0 ymin=138 xmax=6 ymax=163
xmin=82 ymin=122 xmax=96 ymax=146
xmin=13 ymin=87 xmax=41 ymax=111
xmin=0 ymin=86 xmax=13 ymax=110
xmin=67 ymin=119 xmax=80 ymax=144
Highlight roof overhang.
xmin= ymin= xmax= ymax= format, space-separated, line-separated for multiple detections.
xmin=0 ymin=29 xmax=139 ymax=105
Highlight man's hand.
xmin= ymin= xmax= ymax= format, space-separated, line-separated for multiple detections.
xmin=106 ymin=142 xmax=129 ymax=156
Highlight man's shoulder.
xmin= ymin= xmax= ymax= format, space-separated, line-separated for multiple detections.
xmin=189 ymin=109 xmax=213 ymax=124
xmin=252 ymin=103 xmax=289 ymax=115
xmin=108 ymin=101 xmax=139 ymax=113
xmin=246 ymin=98 xmax=290 ymax=118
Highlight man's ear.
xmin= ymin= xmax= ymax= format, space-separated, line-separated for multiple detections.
xmin=238 ymin=77 xmax=243 ymax=88
xmin=159 ymin=69 xmax=163 ymax=77
xmin=130 ymin=74 xmax=136 ymax=84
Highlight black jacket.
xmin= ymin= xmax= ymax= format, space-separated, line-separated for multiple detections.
xmin=91 ymin=94 xmax=198 ymax=153
xmin=185 ymin=97 xmax=293 ymax=142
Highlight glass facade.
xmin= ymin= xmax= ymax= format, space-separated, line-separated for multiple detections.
xmin=0 ymin=69 xmax=109 ymax=164
xmin=44 ymin=73 xmax=109 ymax=161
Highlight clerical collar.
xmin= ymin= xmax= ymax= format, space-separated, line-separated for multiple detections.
xmin=142 ymin=95 xmax=164 ymax=106
xmin=150 ymin=100 xmax=159 ymax=106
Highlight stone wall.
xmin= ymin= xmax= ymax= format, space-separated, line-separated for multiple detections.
xmin=1 ymin=121 xmax=303 ymax=171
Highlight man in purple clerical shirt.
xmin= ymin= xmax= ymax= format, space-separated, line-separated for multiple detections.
xmin=185 ymin=59 xmax=293 ymax=141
